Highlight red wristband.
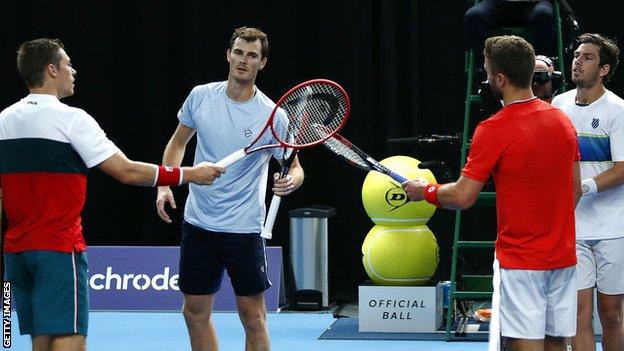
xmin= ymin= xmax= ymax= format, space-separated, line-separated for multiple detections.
xmin=156 ymin=166 xmax=182 ymax=186
xmin=423 ymin=183 xmax=442 ymax=208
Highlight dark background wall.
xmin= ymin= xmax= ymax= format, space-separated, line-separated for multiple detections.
xmin=2 ymin=0 xmax=622 ymax=303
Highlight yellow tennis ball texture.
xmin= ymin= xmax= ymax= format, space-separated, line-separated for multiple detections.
xmin=362 ymin=224 xmax=439 ymax=286
xmin=361 ymin=155 xmax=436 ymax=225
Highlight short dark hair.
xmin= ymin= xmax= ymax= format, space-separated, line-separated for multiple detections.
xmin=576 ymin=33 xmax=620 ymax=84
xmin=484 ymin=35 xmax=535 ymax=88
xmin=17 ymin=38 xmax=65 ymax=88
xmin=229 ymin=27 xmax=268 ymax=58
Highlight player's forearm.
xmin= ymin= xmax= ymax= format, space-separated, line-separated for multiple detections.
xmin=120 ymin=160 xmax=199 ymax=186
xmin=113 ymin=161 xmax=206 ymax=186
xmin=162 ymin=138 xmax=187 ymax=167
xmin=99 ymin=152 xmax=168 ymax=186
xmin=118 ymin=160 xmax=161 ymax=186
xmin=436 ymin=183 xmax=476 ymax=210
xmin=410 ymin=176 xmax=482 ymax=210
xmin=591 ymin=162 xmax=624 ymax=193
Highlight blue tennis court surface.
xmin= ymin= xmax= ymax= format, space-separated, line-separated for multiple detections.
xmin=7 ymin=311 xmax=488 ymax=351
xmin=7 ymin=311 xmax=604 ymax=350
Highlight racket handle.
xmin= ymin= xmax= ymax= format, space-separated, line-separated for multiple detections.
xmin=215 ymin=149 xmax=247 ymax=168
xmin=388 ymin=171 xmax=409 ymax=184
xmin=261 ymin=195 xmax=282 ymax=240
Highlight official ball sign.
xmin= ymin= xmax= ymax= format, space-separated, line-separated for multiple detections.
xmin=358 ymin=284 xmax=442 ymax=332
xmin=88 ymin=246 xmax=282 ymax=312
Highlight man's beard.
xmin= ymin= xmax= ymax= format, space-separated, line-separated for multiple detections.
xmin=490 ymin=83 xmax=503 ymax=101
xmin=573 ymin=75 xmax=600 ymax=89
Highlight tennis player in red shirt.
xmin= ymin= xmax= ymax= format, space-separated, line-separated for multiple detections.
xmin=404 ymin=35 xmax=581 ymax=351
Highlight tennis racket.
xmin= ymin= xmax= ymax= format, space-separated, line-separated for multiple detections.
xmin=321 ymin=133 xmax=408 ymax=183
xmin=261 ymin=79 xmax=349 ymax=239
xmin=260 ymin=147 xmax=298 ymax=239
xmin=215 ymin=79 xmax=350 ymax=168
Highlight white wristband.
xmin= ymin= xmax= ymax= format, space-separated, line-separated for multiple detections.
xmin=151 ymin=164 xmax=159 ymax=187
xmin=581 ymin=178 xmax=598 ymax=196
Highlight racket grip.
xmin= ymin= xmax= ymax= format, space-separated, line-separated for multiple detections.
xmin=261 ymin=195 xmax=282 ymax=240
xmin=215 ymin=149 xmax=247 ymax=168
xmin=388 ymin=171 xmax=409 ymax=184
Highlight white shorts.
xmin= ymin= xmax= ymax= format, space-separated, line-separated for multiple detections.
xmin=577 ymin=238 xmax=624 ymax=294
xmin=499 ymin=266 xmax=577 ymax=339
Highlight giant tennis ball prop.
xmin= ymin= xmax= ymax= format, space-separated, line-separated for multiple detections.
xmin=362 ymin=224 xmax=439 ymax=286
xmin=361 ymin=155 xmax=436 ymax=226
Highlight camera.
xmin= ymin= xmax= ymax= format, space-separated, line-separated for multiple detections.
xmin=533 ymin=55 xmax=564 ymax=93
xmin=532 ymin=70 xmax=563 ymax=86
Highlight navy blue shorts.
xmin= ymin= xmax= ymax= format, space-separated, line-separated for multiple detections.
xmin=179 ymin=221 xmax=271 ymax=296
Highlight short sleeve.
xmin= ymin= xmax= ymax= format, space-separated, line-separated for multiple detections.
xmin=177 ymin=86 xmax=201 ymax=129
xmin=461 ymin=123 xmax=503 ymax=182
xmin=68 ymin=110 xmax=120 ymax=168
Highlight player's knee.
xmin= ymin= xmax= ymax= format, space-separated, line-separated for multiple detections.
xmin=49 ymin=334 xmax=86 ymax=351
xmin=239 ymin=309 xmax=267 ymax=334
xmin=182 ymin=304 xmax=211 ymax=324
xmin=600 ymin=310 xmax=623 ymax=330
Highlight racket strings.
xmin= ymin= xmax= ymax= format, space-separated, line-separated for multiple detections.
xmin=279 ymin=83 xmax=348 ymax=146
xmin=323 ymin=137 xmax=369 ymax=170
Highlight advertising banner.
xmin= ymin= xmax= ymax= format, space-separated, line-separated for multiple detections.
xmin=88 ymin=246 xmax=283 ymax=311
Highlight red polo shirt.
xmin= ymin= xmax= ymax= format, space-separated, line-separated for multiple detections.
xmin=462 ymin=98 xmax=579 ymax=270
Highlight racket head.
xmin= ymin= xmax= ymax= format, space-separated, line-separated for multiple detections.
xmin=323 ymin=134 xmax=372 ymax=171
xmin=269 ymin=79 xmax=350 ymax=148
xmin=322 ymin=133 xmax=409 ymax=183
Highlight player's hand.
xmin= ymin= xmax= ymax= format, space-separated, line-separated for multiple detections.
xmin=188 ymin=162 xmax=226 ymax=185
xmin=156 ymin=186 xmax=176 ymax=223
xmin=402 ymin=177 xmax=429 ymax=201
xmin=272 ymin=173 xmax=296 ymax=196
